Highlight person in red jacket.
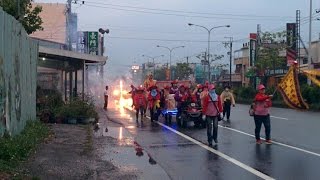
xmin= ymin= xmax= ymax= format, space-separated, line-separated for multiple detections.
xmin=253 ymin=84 xmax=273 ymax=144
xmin=202 ymin=84 xmax=223 ymax=146
xmin=133 ymin=86 xmax=147 ymax=124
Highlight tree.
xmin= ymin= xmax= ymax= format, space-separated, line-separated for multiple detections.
xmin=0 ymin=0 xmax=43 ymax=34
xmin=255 ymin=31 xmax=287 ymax=76
xmin=174 ymin=63 xmax=193 ymax=80
xmin=154 ymin=67 xmax=167 ymax=81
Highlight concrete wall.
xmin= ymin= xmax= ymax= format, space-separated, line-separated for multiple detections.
xmin=0 ymin=8 xmax=38 ymax=136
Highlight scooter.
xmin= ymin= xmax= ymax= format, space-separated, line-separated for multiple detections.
xmin=178 ymin=102 xmax=205 ymax=128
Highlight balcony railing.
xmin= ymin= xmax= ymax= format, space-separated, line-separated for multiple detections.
xmin=234 ymin=57 xmax=249 ymax=65
xmin=218 ymin=73 xmax=242 ymax=82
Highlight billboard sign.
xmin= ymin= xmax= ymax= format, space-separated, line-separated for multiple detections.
xmin=286 ymin=23 xmax=297 ymax=66
xmin=249 ymin=33 xmax=257 ymax=67
xmin=88 ymin=31 xmax=99 ymax=55
xmin=131 ymin=65 xmax=140 ymax=70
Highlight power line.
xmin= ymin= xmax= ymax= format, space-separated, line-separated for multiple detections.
xmin=80 ymin=0 xmax=297 ymax=20
xmin=80 ymin=3 xmax=296 ymax=21
xmin=107 ymin=36 xmax=232 ymax=43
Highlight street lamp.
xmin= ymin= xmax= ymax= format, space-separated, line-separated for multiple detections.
xmin=156 ymin=45 xmax=185 ymax=80
xmin=142 ymin=54 xmax=164 ymax=75
xmin=188 ymin=23 xmax=230 ymax=82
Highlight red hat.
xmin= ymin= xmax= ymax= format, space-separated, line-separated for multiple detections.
xmin=208 ymin=84 xmax=215 ymax=90
xmin=258 ymin=84 xmax=265 ymax=90
xmin=196 ymin=84 xmax=203 ymax=89
xmin=164 ymin=85 xmax=170 ymax=90
xmin=171 ymin=80 xmax=178 ymax=84
xmin=137 ymin=86 xmax=145 ymax=91
xmin=179 ymin=84 xmax=185 ymax=89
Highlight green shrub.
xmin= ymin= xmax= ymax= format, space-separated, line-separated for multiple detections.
xmin=0 ymin=121 xmax=49 ymax=171
xmin=234 ymin=84 xmax=320 ymax=111
xmin=233 ymin=86 xmax=256 ymax=101
xmin=301 ymin=84 xmax=320 ymax=104
xmin=55 ymin=97 xmax=99 ymax=120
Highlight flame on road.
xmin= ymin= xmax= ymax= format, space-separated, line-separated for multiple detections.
xmin=115 ymin=80 xmax=133 ymax=116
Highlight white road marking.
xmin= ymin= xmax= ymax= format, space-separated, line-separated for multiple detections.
xmin=270 ymin=116 xmax=289 ymax=120
xmin=219 ymin=125 xmax=320 ymax=158
xmin=140 ymin=114 xmax=273 ymax=179
xmin=156 ymin=121 xmax=275 ymax=180
xmin=131 ymin=109 xmax=320 ymax=158
xmin=127 ymin=108 xmax=320 ymax=178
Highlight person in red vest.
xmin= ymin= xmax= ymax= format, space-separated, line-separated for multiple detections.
xmin=174 ymin=85 xmax=190 ymax=121
xmin=133 ymin=86 xmax=147 ymax=124
xmin=253 ymin=84 xmax=273 ymax=145
xmin=202 ymin=84 xmax=223 ymax=146
xmin=170 ymin=80 xmax=179 ymax=94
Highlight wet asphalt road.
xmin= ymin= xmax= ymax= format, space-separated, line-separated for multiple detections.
xmin=104 ymin=104 xmax=320 ymax=180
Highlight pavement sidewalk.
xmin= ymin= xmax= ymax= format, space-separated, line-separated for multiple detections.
xmin=20 ymin=107 xmax=169 ymax=180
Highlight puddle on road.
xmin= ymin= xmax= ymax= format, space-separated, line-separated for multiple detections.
xmin=94 ymin=126 xmax=170 ymax=180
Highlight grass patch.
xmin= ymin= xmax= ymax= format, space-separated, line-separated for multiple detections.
xmin=0 ymin=120 xmax=49 ymax=174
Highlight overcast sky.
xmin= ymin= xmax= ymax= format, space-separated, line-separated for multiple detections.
xmin=35 ymin=0 xmax=320 ymax=77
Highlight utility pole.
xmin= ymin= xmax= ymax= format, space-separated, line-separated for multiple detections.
xmin=308 ymin=0 xmax=313 ymax=85
xmin=224 ymin=37 xmax=233 ymax=86
xmin=296 ymin=10 xmax=301 ymax=73
xmin=255 ymin=24 xmax=261 ymax=89
xmin=67 ymin=0 xmax=72 ymax=51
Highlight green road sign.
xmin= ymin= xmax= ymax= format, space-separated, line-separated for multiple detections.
xmin=88 ymin=31 xmax=98 ymax=55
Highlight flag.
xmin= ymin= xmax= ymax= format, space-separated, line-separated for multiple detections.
xmin=302 ymin=69 xmax=320 ymax=87
xmin=277 ymin=66 xmax=309 ymax=109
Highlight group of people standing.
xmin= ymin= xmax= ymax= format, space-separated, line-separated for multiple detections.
xmin=129 ymin=74 xmax=273 ymax=146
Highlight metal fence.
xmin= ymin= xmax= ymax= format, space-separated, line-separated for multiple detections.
xmin=0 ymin=8 xmax=38 ymax=136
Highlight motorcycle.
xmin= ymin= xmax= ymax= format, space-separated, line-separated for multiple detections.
xmin=178 ymin=102 xmax=205 ymax=128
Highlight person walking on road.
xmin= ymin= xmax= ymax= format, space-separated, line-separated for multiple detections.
xmin=174 ymin=85 xmax=189 ymax=122
xmin=163 ymin=86 xmax=174 ymax=125
xmin=193 ymin=84 xmax=203 ymax=106
xmin=133 ymin=86 xmax=147 ymax=125
xmin=253 ymin=84 xmax=273 ymax=145
xmin=220 ymin=85 xmax=235 ymax=122
xmin=147 ymin=85 xmax=161 ymax=122
xmin=202 ymin=84 xmax=223 ymax=146
xmin=169 ymin=80 xmax=179 ymax=94
xmin=104 ymin=86 xmax=109 ymax=110
xmin=129 ymin=85 xmax=137 ymax=108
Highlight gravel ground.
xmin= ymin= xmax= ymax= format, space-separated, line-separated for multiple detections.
xmin=20 ymin=124 xmax=138 ymax=180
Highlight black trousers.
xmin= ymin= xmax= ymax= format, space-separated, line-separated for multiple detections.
xmin=104 ymin=95 xmax=108 ymax=109
xmin=223 ymin=101 xmax=231 ymax=120
xmin=165 ymin=114 xmax=172 ymax=124
xmin=136 ymin=107 xmax=145 ymax=121
xmin=206 ymin=116 xmax=218 ymax=143
xmin=150 ymin=108 xmax=160 ymax=121
xmin=254 ymin=115 xmax=271 ymax=140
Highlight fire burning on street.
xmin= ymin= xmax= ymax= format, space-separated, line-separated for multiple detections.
xmin=113 ymin=80 xmax=133 ymax=115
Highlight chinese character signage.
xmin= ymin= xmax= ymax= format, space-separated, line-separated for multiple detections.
xmin=87 ymin=31 xmax=99 ymax=55
xmin=249 ymin=33 xmax=257 ymax=67
xmin=286 ymin=23 xmax=297 ymax=66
